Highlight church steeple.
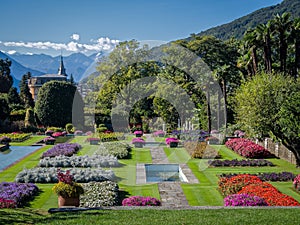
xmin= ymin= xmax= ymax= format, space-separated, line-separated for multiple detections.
xmin=58 ymin=55 xmax=67 ymax=76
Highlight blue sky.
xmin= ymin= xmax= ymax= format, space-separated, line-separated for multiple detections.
xmin=0 ymin=0 xmax=283 ymax=55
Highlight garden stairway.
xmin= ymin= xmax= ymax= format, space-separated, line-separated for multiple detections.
xmin=144 ymin=134 xmax=190 ymax=207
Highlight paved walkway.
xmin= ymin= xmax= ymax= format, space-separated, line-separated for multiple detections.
xmin=136 ymin=134 xmax=199 ymax=207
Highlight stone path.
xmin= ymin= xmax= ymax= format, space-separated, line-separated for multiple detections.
xmin=136 ymin=134 xmax=198 ymax=207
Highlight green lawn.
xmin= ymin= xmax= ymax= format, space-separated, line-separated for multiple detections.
xmin=0 ymin=208 xmax=300 ymax=225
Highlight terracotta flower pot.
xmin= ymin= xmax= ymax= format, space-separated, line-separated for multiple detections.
xmin=58 ymin=195 xmax=80 ymax=207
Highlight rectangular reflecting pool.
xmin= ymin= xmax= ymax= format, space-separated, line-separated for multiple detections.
xmin=145 ymin=164 xmax=188 ymax=182
xmin=0 ymin=146 xmax=41 ymax=171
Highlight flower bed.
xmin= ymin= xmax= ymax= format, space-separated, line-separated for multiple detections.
xmin=80 ymin=181 xmax=119 ymax=207
xmin=294 ymin=174 xmax=300 ymax=191
xmin=238 ymin=182 xmax=300 ymax=206
xmin=0 ymin=182 xmax=39 ymax=208
xmin=219 ymin=172 xmax=296 ymax=182
xmin=93 ymin=142 xmax=130 ymax=159
xmin=15 ymin=168 xmax=115 ymax=183
xmin=99 ymin=132 xmax=125 ymax=142
xmin=209 ymin=159 xmax=274 ymax=167
xmin=0 ymin=133 xmax=31 ymax=142
xmin=219 ymin=174 xmax=300 ymax=206
xmin=41 ymin=143 xmax=81 ymax=158
xmin=218 ymin=174 xmax=263 ymax=196
xmin=224 ymin=193 xmax=268 ymax=207
xmin=184 ymin=141 xmax=220 ymax=159
xmin=122 ymin=196 xmax=161 ymax=206
xmin=38 ymin=154 xmax=120 ymax=168
xmin=225 ymin=138 xmax=272 ymax=158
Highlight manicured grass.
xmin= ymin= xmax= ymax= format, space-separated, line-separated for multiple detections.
xmin=1 ymin=208 xmax=300 ymax=225
xmin=10 ymin=136 xmax=46 ymax=146
xmin=164 ymin=147 xmax=191 ymax=163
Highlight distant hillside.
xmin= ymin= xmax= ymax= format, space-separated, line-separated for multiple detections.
xmin=196 ymin=0 xmax=300 ymax=40
xmin=0 ymin=51 xmax=43 ymax=90
xmin=10 ymin=52 xmax=95 ymax=82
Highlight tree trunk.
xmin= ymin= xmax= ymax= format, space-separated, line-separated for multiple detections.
xmin=295 ymin=38 xmax=300 ymax=78
xmin=251 ymin=47 xmax=258 ymax=75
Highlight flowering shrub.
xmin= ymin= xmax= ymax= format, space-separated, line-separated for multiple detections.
xmin=0 ymin=133 xmax=31 ymax=142
xmin=134 ymin=130 xmax=143 ymax=135
xmin=293 ymin=174 xmax=300 ymax=191
xmin=93 ymin=142 xmax=130 ymax=159
xmin=41 ymin=143 xmax=81 ymax=158
xmin=52 ymin=132 xmax=64 ymax=137
xmin=15 ymin=167 xmax=115 ymax=183
xmin=122 ymin=196 xmax=161 ymax=206
xmin=80 ymin=181 xmax=119 ymax=207
xmin=224 ymin=193 xmax=268 ymax=206
xmin=52 ymin=170 xmax=84 ymax=198
xmin=238 ymin=182 xmax=300 ymax=206
xmin=165 ymin=137 xmax=179 ymax=145
xmin=0 ymin=182 xmax=39 ymax=208
xmin=99 ymin=132 xmax=125 ymax=142
xmin=218 ymin=174 xmax=263 ymax=196
xmin=74 ymin=130 xmax=83 ymax=136
xmin=209 ymin=159 xmax=274 ymax=167
xmin=0 ymin=136 xmax=12 ymax=144
xmin=132 ymin=138 xmax=145 ymax=144
xmin=153 ymin=130 xmax=165 ymax=137
xmin=225 ymin=138 xmax=272 ymax=158
xmin=39 ymin=154 xmax=119 ymax=168
xmin=234 ymin=130 xmax=245 ymax=137
xmin=43 ymin=136 xmax=56 ymax=145
xmin=219 ymin=172 xmax=296 ymax=182
xmin=0 ymin=198 xmax=16 ymax=208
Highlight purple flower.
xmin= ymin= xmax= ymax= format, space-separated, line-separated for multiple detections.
xmin=224 ymin=194 xmax=268 ymax=207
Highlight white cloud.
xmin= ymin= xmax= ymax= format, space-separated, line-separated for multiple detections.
xmin=70 ymin=33 xmax=80 ymax=41
xmin=7 ymin=50 xmax=17 ymax=55
xmin=1 ymin=37 xmax=120 ymax=54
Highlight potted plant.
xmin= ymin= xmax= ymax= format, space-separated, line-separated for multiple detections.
xmin=43 ymin=136 xmax=56 ymax=145
xmin=153 ymin=130 xmax=165 ymax=137
xmin=87 ymin=137 xmax=100 ymax=145
xmin=165 ymin=137 xmax=179 ymax=148
xmin=52 ymin=169 xmax=84 ymax=207
xmin=134 ymin=130 xmax=143 ymax=137
xmin=132 ymin=137 xmax=146 ymax=148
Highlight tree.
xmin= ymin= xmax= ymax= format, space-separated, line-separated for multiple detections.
xmin=255 ymin=22 xmax=273 ymax=73
xmin=24 ymin=108 xmax=35 ymax=127
xmin=35 ymin=81 xmax=84 ymax=128
xmin=7 ymin=87 xmax=22 ymax=105
xmin=272 ymin=13 xmax=292 ymax=73
xmin=0 ymin=95 xmax=10 ymax=121
xmin=19 ymin=72 xmax=34 ymax=109
xmin=234 ymin=72 xmax=300 ymax=166
xmin=0 ymin=58 xmax=13 ymax=93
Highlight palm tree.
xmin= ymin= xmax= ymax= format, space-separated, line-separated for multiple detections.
xmin=291 ymin=18 xmax=300 ymax=78
xmin=272 ymin=13 xmax=293 ymax=73
xmin=255 ymin=22 xmax=273 ymax=73
xmin=242 ymin=29 xmax=259 ymax=75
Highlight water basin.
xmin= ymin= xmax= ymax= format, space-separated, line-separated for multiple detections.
xmin=0 ymin=146 xmax=41 ymax=171
xmin=145 ymin=164 xmax=188 ymax=182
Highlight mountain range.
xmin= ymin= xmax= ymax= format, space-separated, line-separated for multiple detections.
xmin=1 ymin=0 xmax=300 ymax=90
xmin=196 ymin=0 xmax=300 ymax=40
xmin=0 ymin=51 xmax=103 ymax=90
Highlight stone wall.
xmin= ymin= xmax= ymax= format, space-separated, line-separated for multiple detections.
xmin=256 ymin=138 xmax=296 ymax=165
